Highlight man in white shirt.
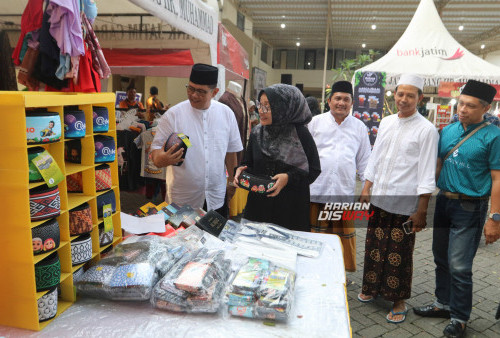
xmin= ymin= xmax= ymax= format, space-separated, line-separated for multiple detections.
xmin=357 ymin=74 xmax=439 ymax=324
xmin=151 ymin=64 xmax=243 ymax=217
xmin=308 ymin=80 xmax=371 ymax=273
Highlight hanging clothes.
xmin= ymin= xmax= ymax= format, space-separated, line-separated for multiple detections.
xmin=12 ymin=0 xmax=44 ymax=65
xmin=82 ymin=14 xmax=110 ymax=79
xmin=46 ymin=0 xmax=85 ymax=57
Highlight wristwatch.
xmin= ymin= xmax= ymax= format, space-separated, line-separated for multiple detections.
xmin=489 ymin=212 xmax=500 ymax=222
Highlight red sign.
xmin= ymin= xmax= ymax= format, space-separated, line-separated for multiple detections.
xmin=438 ymin=81 xmax=500 ymax=101
xmin=436 ymin=105 xmax=452 ymax=130
xmin=217 ymin=23 xmax=250 ymax=79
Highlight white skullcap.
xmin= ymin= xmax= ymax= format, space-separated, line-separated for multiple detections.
xmin=226 ymin=81 xmax=243 ymax=96
xmin=249 ymin=100 xmax=256 ymax=107
xmin=397 ymin=74 xmax=424 ymax=91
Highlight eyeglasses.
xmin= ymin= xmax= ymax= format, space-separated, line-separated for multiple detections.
xmin=257 ymin=102 xmax=271 ymax=113
xmin=186 ymin=84 xmax=211 ymax=96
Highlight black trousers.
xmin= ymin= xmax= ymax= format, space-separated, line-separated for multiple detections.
xmin=203 ymin=196 xmax=229 ymax=219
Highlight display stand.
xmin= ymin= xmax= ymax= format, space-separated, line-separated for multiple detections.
xmin=0 ymin=92 xmax=122 ymax=331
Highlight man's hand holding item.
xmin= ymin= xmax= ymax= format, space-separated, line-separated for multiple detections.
xmin=151 ymin=144 xmax=184 ymax=168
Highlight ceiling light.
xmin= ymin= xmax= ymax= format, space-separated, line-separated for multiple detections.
xmin=296 ymin=42 xmax=301 ymax=47
xmin=307 ymin=62 xmax=311 ymax=66
xmin=371 ymin=24 xmax=377 ymax=30
xmin=386 ymin=91 xmax=392 ymax=97
xmin=282 ymin=15 xmax=285 ymax=18
xmin=362 ymin=43 xmax=366 ymax=48
xmin=450 ymin=99 xmax=457 ymax=105
xmin=481 ymin=44 xmax=485 ymax=49
xmin=280 ymin=23 xmax=286 ymax=29
xmin=458 ymin=25 xmax=464 ymax=31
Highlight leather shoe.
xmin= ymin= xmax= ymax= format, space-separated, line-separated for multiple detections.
xmin=413 ymin=304 xmax=450 ymax=318
xmin=443 ymin=320 xmax=466 ymax=338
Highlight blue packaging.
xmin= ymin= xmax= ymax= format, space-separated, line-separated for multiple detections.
xmin=94 ymin=135 xmax=115 ymax=163
xmin=64 ymin=108 xmax=86 ymax=138
xmin=93 ymin=106 xmax=109 ymax=133
xmin=26 ymin=110 xmax=62 ymax=144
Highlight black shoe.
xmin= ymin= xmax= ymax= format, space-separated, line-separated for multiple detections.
xmin=443 ymin=320 xmax=466 ymax=338
xmin=413 ymin=304 xmax=451 ymax=318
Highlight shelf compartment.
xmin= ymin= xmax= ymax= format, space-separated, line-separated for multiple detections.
xmin=38 ymin=300 xmax=73 ymax=330
xmin=65 ymin=163 xmax=94 ymax=176
xmin=67 ymin=194 xmax=94 ymax=211
xmin=33 ymin=241 xmax=68 ymax=264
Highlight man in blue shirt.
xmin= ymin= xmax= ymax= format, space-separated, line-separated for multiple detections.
xmin=414 ymin=80 xmax=500 ymax=338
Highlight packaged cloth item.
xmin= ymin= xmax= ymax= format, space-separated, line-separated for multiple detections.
xmin=237 ymin=171 xmax=276 ymax=195
xmin=32 ymin=218 xmax=60 ymax=255
xmin=164 ymin=133 xmax=189 ymax=166
xmin=98 ymin=221 xmax=114 ymax=247
xmin=37 ymin=287 xmax=58 ymax=322
xmin=226 ymin=257 xmax=296 ymax=321
xmin=66 ymin=172 xmax=83 ymax=193
xmin=195 ymin=210 xmax=227 ymax=237
xmin=30 ymin=185 xmax=61 ymax=221
xmin=27 ymin=147 xmax=46 ymax=182
xmin=73 ymin=267 xmax=85 ymax=283
xmin=65 ymin=139 xmax=82 ymax=164
xmin=35 ymin=252 xmax=61 ymax=292
xmin=93 ymin=106 xmax=109 ymax=133
xmin=69 ymin=202 xmax=93 ymax=236
xmin=26 ymin=109 xmax=61 ymax=144
xmin=95 ymin=164 xmax=112 ymax=191
xmin=94 ymin=135 xmax=115 ymax=163
xmin=151 ymin=248 xmax=231 ymax=313
xmin=71 ymin=234 xmax=92 ymax=266
xmin=64 ymin=107 xmax=86 ymax=138
xmin=96 ymin=189 xmax=116 ymax=218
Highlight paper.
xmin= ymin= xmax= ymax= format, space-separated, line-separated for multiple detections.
xmin=32 ymin=150 xmax=64 ymax=187
xmin=120 ymin=212 xmax=166 ymax=234
xmin=103 ymin=204 xmax=113 ymax=232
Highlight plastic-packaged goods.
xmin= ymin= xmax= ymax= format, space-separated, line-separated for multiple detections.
xmin=151 ymin=248 xmax=232 ymax=313
xmin=226 ymin=257 xmax=296 ymax=321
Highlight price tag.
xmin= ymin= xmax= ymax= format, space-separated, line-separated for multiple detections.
xmin=32 ymin=150 xmax=64 ymax=188
xmin=178 ymin=133 xmax=192 ymax=147
xmin=103 ymin=204 xmax=113 ymax=232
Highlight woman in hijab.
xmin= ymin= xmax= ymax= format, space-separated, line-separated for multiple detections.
xmin=234 ymin=84 xmax=321 ymax=231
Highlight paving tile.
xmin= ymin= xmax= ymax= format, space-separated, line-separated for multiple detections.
xmin=357 ymin=324 xmax=389 ymax=338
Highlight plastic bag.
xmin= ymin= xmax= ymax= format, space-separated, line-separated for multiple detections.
xmin=151 ymin=248 xmax=232 ymax=313
xmin=226 ymin=257 xmax=296 ymax=321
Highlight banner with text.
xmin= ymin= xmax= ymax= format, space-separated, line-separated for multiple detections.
xmin=352 ymin=72 xmax=386 ymax=145
xmin=438 ymin=81 xmax=500 ymax=101
xmin=129 ymin=0 xmax=218 ymax=65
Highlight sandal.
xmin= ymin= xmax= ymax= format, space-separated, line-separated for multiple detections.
xmin=357 ymin=293 xmax=374 ymax=303
xmin=386 ymin=306 xmax=408 ymax=324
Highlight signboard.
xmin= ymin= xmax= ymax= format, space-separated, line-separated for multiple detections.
xmin=438 ymin=81 xmax=500 ymax=101
xmin=436 ymin=104 xmax=452 ymax=130
xmin=352 ymin=71 xmax=386 ymax=145
xmin=115 ymin=91 xmax=143 ymax=108
xmin=129 ymin=0 xmax=218 ymax=65
xmin=252 ymin=67 xmax=267 ymax=101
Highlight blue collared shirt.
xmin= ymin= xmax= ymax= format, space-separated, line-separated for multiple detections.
xmin=438 ymin=120 xmax=500 ymax=196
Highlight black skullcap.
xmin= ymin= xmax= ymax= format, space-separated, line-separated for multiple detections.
xmin=330 ymin=81 xmax=353 ymax=97
xmin=189 ymin=63 xmax=218 ymax=85
xmin=461 ymin=80 xmax=497 ymax=104
xmin=150 ymin=86 xmax=158 ymax=95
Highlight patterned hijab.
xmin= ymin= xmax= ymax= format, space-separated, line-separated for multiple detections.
xmin=254 ymin=84 xmax=312 ymax=173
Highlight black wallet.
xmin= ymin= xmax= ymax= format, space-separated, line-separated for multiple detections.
xmin=237 ymin=171 xmax=277 ymax=195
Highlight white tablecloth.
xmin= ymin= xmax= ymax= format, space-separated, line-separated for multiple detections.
xmin=0 ymin=233 xmax=351 ymax=337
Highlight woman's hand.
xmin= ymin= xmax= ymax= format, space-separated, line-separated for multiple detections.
xmin=267 ymin=173 xmax=289 ymax=197
xmin=233 ymin=166 xmax=247 ymax=186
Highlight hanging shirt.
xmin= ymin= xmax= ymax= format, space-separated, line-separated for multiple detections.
xmin=364 ymin=111 xmax=438 ymax=216
xmin=308 ymin=113 xmax=371 ymax=203
xmin=46 ymin=0 xmax=85 ymax=57
xmin=151 ymin=100 xmax=243 ymax=210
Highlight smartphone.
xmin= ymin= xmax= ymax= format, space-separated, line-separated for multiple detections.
xmin=402 ymin=220 xmax=413 ymax=234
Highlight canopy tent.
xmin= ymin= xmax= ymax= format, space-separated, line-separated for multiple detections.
xmin=357 ymin=0 xmax=500 ymax=89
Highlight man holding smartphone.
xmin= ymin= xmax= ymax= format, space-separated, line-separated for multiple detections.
xmin=414 ymin=80 xmax=500 ymax=338
xmin=357 ymin=74 xmax=439 ymax=324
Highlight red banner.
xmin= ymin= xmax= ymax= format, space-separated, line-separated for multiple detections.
xmin=438 ymin=81 xmax=500 ymax=101
xmin=102 ymin=49 xmax=193 ymax=67
xmin=217 ymin=23 xmax=250 ymax=79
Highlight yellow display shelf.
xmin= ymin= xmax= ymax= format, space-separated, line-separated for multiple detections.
xmin=0 ymin=92 xmax=121 ymax=331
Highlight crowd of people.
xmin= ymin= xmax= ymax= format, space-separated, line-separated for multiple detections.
xmin=140 ymin=63 xmax=498 ymax=338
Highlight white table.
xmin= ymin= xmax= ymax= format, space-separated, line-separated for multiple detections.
xmin=0 ymin=233 xmax=351 ymax=337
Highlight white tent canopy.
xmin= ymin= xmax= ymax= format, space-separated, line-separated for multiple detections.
xmin=357 ymin=0 xmax=500 ymax=89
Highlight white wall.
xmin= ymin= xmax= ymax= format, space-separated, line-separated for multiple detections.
xmin=485 ymin=51 xmax=500 ymax=67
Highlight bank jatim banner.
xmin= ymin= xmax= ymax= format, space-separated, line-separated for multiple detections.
xmin=352 ymin=72 xmax=386 ymax=145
